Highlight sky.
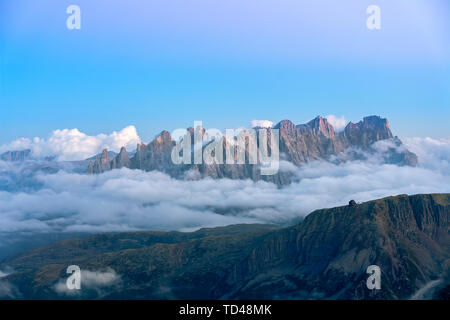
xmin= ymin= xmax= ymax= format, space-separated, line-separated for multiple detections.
xmin=0 ymin=0 xmax=449 ymax=145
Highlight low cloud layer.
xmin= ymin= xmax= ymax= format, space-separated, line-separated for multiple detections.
xmin=0 ymin=137 xmax=449 ymax=256
xmin=0 ymin=126 xmax=141 ymax=161
xmin=403 ymin=137 xmax=450 ymax=175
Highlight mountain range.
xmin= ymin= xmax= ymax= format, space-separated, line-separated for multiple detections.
xmin=0 ymin=115 xmax=418 ymax=186
xmin=1 ymin=193 xmax=448 ymax=300
xmin=85 ymin=116 xmax=418 ymax=185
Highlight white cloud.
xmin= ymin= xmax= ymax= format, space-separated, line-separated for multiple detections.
xmin=403 ymin=137 xmax=450 ymax=175
xmin=0 ymin=270 xmax=10 ymax=278
xmin=54 ymin=268 xmax=121 ymax=296
xmin=325 ymin=115 xmax=347 ymax=132
xmin=251 ymin=120 xmax=273 ymax=128
xmin=0 ymin=137 xmax=449 ymax=255
xmin=0 ymin=126 xmax=141 ymax=161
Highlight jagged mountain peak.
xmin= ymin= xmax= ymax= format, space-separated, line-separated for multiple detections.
xmin=273 ymin=119 xmax=296 ymax=129
xmin=111 ymin=147 xmax=130 ymax=169
xmin=100 ymin=148 xmax=109 ymax=161
xmin=155 ymin=130 xmax=172 ymax=143
xmin=343 ymin=115 xmax=393 ymax=147
xmin=345 ymin=115 xmax=390 ymax=131
xmin=187 ymin=126 xmax=206 ymax=137
xmin=305 ymin=116 xmax=335 ymax=138
xmin=86 ymin=115 xmax=418 ymax=181
xmin=118 ymin=146 xmax=128 ymax=157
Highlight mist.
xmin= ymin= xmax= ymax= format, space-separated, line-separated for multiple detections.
xmin=0 ymin=136 xmax=449 ymax=259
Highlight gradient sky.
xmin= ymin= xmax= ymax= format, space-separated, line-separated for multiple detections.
xmin=1 ymin=0 xmax=449 ymax=144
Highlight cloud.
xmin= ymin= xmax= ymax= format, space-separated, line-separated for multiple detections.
xmin=0 ymin=267 xmax=19 ymax=299
xmin=0 ymin=126 xmax=141 ymax=161
xmin=0 ymin=270 xmax=10 ymax=278
xmin=0 ymin=137 xmax=449 ymax=257
xmin=326 ymin=115 xmax=347 ymax=132
xmin=54 ymin=268 xmax=121 ymax=297
xmin=403 ymin=137 xmax=450 ymax=175
xmin=81 ymin=269 xmax=121 ymax=287
xmin=251 ymin=120 xmax=273 ymax=128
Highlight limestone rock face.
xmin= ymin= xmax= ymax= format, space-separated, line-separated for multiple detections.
xmin=112 ymin=147 xmax=130 ymax=169
xmin=305 ymin=115 xmax=336 ymax=138
xmin=86 ymin=149 xmax=112 ymax=174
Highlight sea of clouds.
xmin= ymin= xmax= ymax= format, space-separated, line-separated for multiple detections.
xmin=0 ymin=123 xmax=449 ymax=258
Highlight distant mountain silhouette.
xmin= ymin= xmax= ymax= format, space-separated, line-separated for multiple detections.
xmin=0 ymin=149 xmax=32 ymax=162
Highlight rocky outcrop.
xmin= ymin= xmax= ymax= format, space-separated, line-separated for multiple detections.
xmin=2 ymin=193 xmax=448 ymax=299
xmin=87 ymin=147 xmax=134 ymax=174
xmin=86 ymin=149 xmax=111 ymax=174
xmin=130 ymin=130 xmax=175 ymax=171
xmin=302 ymin=115 xmax=336 ymax=138
xmin=111 ymin=147 xmax=131 ymax=169
xmin=275 ymin=115 xmax=416 ymax=166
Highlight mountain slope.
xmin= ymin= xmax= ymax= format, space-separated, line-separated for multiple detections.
xmin=1 ymin=194 xmax=447 ymax=300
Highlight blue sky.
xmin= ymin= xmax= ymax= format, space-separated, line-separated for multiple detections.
xmin=1 ymin=0 xmax=449 ymax=144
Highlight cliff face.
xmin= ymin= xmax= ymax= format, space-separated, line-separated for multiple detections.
xmin=228 ymin=193 xmax=450 ymax=299
xmin=276 ymin=115 xmax=415 ymax=166
xmin=86 ymin=116 xmax=418 ymax=182
xmin=2 ymin=194 xmax=448 ymax=300
xmin=111 ymin=147 xmax=130 ymax=169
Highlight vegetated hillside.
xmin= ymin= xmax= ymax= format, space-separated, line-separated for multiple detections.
xmin=1 ymin=194 xmax=448 ymax=300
